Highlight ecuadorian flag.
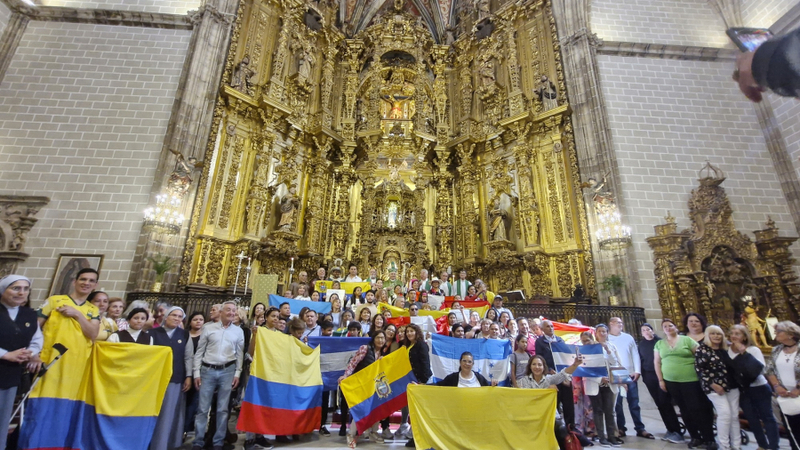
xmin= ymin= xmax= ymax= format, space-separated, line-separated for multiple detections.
xmin=19 ymin=342 xmax=173 ymax=450
xmin=238 ymin=329 xmax=323 ymax=435
xmin=551 ymin=341 xmax=608 ymax=378
xmin=340 ymin=346 xmax=417 ymax=434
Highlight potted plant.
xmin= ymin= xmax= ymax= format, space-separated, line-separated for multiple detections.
xmin=147 ymin=253 xmax=176 ymax=292
xmin=599 ymin=274 xmax=625 ymax=305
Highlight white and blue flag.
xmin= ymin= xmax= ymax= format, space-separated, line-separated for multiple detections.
xmin=307 ymin=336 xmax=371 ymax=391
xmin=430 ymin=334 xmax=513 ymax=386
xmin=551 ymin=341 xmax=608 ymax=378
xmin=269 ymin=294 xmax=331 ymax=315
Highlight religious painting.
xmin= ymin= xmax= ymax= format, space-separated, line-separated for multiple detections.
xmin=48 ymin=254 xmax=104 ymax=297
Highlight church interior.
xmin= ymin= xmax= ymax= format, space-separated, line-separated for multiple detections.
xmin=0 ymin=0 xmax=799 ymax=331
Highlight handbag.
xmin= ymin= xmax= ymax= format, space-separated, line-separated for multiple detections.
xmin=563 ymin=424 xmax=584 ymax=450
xmin=610 ymin=367 xmax=633 ymax=385
xmin=777 ymin=396 xmax=800 ymax=416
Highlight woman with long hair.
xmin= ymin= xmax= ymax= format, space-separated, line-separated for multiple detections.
xmin=348 ymin=286 xmax=364 ymax=309
xmin=401 ymin=323 xmax=431 ymax=447
xmin=510 ymin=334 xmax=530 ymax=387
xmin=638 ymin=323 xmax=683 ymax=443
xmin=184 ymin=311 xmax=205 ymax=436
xmin=683 ymin=312 xmax=708 ymax=343
xmin=436 ymin=352 xmax=493 ymax=387
xmin=728 ymin=324 xmax=779 ymax=450
xmin=655 ymin=318 xmax=716 ymax=449
xmin=329 ymin=294 xmax=343 ymax=327
xmin=695 ymin=325 xmax=736 ymax=450
xmin=517 ymin=355 xmax=583 ymax=450
xmin=340 ymin=330 xmax=388 ymax=448
xmin=371 ymin=313 xmax=386 ymax=333
xmin=250 ymin=302 xmax=266 ymax=324
xmin=766 ymin=321 xmax=800 ymax=450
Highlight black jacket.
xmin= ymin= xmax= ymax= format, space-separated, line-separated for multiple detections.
xmin=535 ymin=335 xmax=564 ymax=371
xmin=436 ymin=371 xmax=490 ymax=387
xmin=753 ymin=27 xmax=800 ymax=98
xmin=408 ymin=340 xmax=432 ymax=383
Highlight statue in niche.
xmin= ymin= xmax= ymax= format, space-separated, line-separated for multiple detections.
xmin=479 ymin=58 xmax=495 ymax=88
xmin=445 ymin=26 xmax=456 ymax=45
xmin=535 ymin=75 xmax=558 ymax=111
xmin=488 ymin=197 xmax=508 ymax=241
xmin=474 ymin=0 xmax=490 ymax=20
xmin=167 ymin=148 xmax=201 ymax=198
xmin=231 ymin=55 xmax=256 ymax=96
xmin=277 ymin=186 xmax=300 ymax=231
xmin=380 ymin=70 xmax=415 ymax=120
xmin=297 ymin=45 xmax=315 ymax=85
xmin=743 ymin=298 xmax=769 ymax=347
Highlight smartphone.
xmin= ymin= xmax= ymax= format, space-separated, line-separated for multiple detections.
xmin=726 ymin=27 xmax=773 ymax=52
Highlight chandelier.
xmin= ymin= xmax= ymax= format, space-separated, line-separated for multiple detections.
xmin=143 ymin=193 xmax=184 ymax=235
xmin=595 ymin=210 xmax=632 ymax=250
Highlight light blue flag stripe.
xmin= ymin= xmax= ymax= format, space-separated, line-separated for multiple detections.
xmin=430 ymin=334 xmax=512 ymax=386
xmin=307 ymin=336 xmax=371 ymax=391
xmin=269 ymin=294 xmax=332 ymax=315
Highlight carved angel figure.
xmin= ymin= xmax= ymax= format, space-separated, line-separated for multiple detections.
xmin=167 ymin=148 xmax=201 ymax=197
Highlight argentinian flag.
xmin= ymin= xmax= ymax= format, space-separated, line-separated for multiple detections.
xmin=551 ymin=341 xmax=608 ymax=378
xmin=429 ymin=334 xmax=513 ymax=386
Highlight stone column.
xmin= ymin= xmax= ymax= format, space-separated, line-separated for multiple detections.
xmin=550 ymin=0 xmax=639 ymax=304
xmin=0 ymin=12 xmax=30 ymax=84
xmin=129 ymin=0 xmax=241 ymax=292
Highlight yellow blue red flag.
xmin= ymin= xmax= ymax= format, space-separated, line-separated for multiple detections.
xmin=340 ymin=346 xmax=417 ymax=434
xmin=408 ymin=384 xmax=559 ymax=450
xmin=237 ymin=329 xmax=323 ymax=435
xmin=19 ymin=342 xmax=173 ymax=450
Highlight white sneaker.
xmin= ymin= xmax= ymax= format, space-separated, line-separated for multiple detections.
xmin=369 ymin=431 xmax=385 ymax=443
xmin=381 ymin=428 xmax=394 ymax=440
xmin=395 ymin=423 xmax=410 ymax=439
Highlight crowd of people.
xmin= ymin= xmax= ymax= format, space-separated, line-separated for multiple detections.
xmin=2 ymin=266 xmax=800 ymax=450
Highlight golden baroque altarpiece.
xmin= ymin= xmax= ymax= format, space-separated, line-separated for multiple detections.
xmin=647 ymin=163 xmax=800 ymax=332
xmin=178 ymin=0 xmax=595 ymax=298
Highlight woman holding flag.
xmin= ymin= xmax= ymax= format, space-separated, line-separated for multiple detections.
xmin=340 ymin=330 xmax=388 ymax=448
xmin=584 ymin=324 xmax=623 ymax=447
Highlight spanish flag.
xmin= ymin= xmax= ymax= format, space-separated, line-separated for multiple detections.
xmin=340 ymin=346 xmax=417 ymax=434
xmin=408 ymin=384 xmax=559 ymax=450
xmin=237 ymin=329 xmax=323 ymax=435
xmin=19 ymin=342 xmax=173 ymax=450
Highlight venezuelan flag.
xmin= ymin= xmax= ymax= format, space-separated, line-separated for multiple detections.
xmin=238 ymin=329 xmax=323 ymax=435
xmin=19 ymin=342 xmax=173 ymax=450
xmin=340 ymin=346 xmax=417 ymax=434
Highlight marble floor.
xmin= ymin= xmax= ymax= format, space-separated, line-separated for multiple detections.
xmin=179 ymin=382 xmax=791 ymax=450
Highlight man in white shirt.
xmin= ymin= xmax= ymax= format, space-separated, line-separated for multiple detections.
xmin=418 ymin=269 xmax=431 ymax=292
xmin=608 ymin=316 xmax=653 ymax=439
xmin=192 ymin=301 xmax=245 ymax=450
xmin=439 ymin=270 xmax=453 ymax=296
xmin=344 ymin=264 xmax=362 ymax=282
xmin=452 ymin=270 xmax=472 ymax=297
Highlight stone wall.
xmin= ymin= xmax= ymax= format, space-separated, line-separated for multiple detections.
xmin=40 ymin=0 xmax=201 ymax=15
xmin=597 ymin=54 xmax=800 ymax=321
xmin=590 ymin=0 xmax=730 ymax=47
xmin=0 ymin=21 xmax=191 ymax=302
xmin=0 ymin=2 xmax=10 ymax=33
xmin=741 ymin=0 xmax=800 ymax=27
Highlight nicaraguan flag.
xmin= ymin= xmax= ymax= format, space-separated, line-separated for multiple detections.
xmin=429 ymin=333 xmax=512 ymax=386
xmin=307 ymin=336 xmax=371 ymax=392
xmin=551 ymin=341 xmax=608 ymax=378
xmin=269 ymin=294 xmax=331 ymax=315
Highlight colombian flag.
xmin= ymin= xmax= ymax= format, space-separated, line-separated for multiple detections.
xmin=19 ymin=342 xmax=173 ymax=450
xmin=237 ymin=329 xmax=323 ymax=435
xmin=340 ymin=346 xmax=417 ymax=434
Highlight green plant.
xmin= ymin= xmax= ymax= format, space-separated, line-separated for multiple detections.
xmin=147 ymin=254 xmax=176 ymax=281
xmin=599 ymin=274 xmax=625 ymax=296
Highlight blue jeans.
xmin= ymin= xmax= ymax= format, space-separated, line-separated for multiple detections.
xmin=615 ymin=379 xmax=645 ymax=432
xmin=740 ymin=384 xmax=780 ymax=450
xmin=193 ymin=364 xmax=236 ymax=447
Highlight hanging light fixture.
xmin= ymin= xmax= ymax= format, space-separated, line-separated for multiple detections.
xmin=143 ymin=193 xmax=184 ymax=235
xmin=595 ymin=209 xmax=632 ymax=250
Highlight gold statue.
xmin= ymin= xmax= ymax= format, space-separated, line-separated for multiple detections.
xmin=743 ymin=299 xmax=769 ymax=347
